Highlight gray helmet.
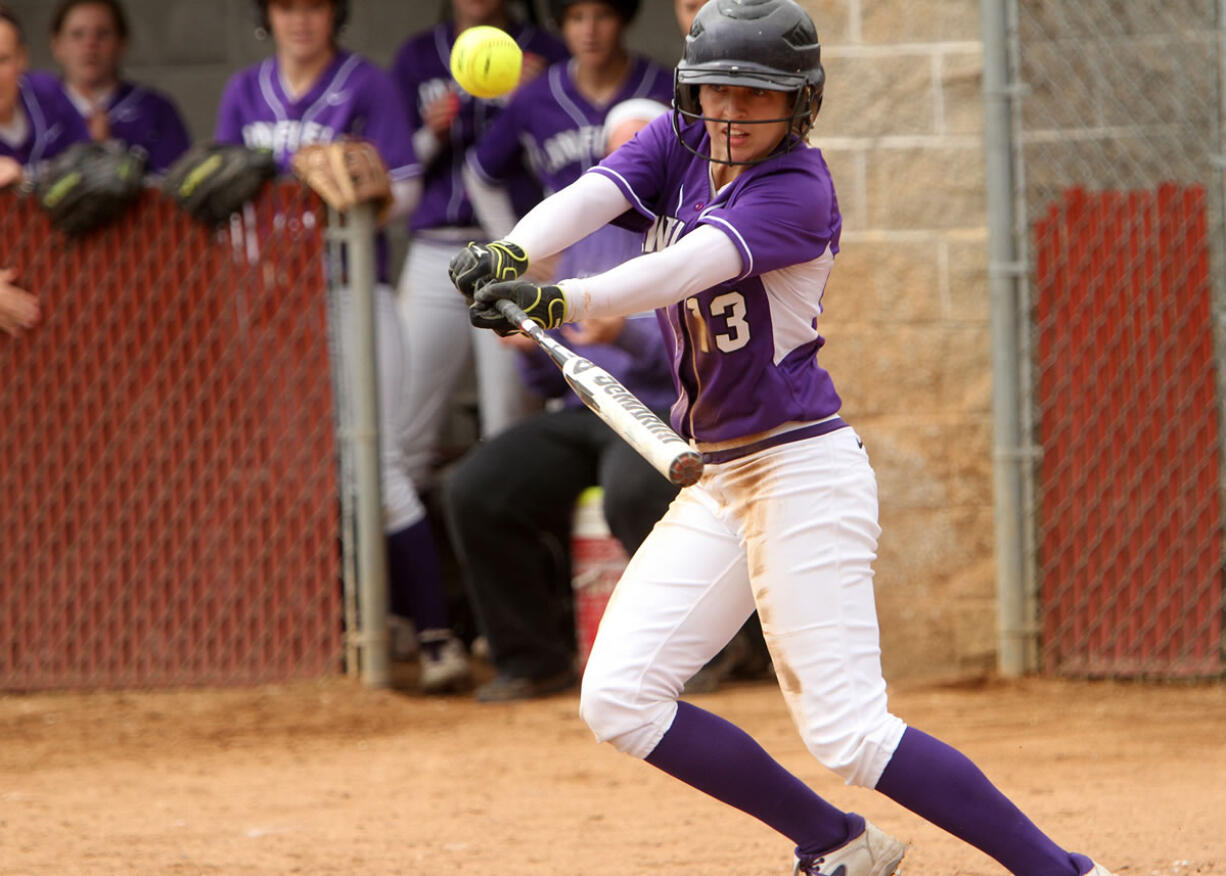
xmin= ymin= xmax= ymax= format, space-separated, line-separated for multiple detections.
xmin=673 ymin=0 xmax=825 ymax=162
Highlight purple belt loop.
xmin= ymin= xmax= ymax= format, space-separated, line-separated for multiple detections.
xmin=700 ymin=418 xmax=848 ymax=466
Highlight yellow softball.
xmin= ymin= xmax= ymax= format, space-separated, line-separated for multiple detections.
xmin=450 ymin=25 xmax=524 ymax=100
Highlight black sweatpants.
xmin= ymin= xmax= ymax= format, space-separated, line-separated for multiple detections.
xmin=444 ymin=407 xmax=678 ymax=680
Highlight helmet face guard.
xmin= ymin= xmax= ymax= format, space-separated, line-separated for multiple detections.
xmin=672 ymin=64 xmax=821 ymax=166
xmin=672 ymin=0 xmax=825 ymax=167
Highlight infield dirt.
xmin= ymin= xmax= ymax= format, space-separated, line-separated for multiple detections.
xmin=1 ymin=672 xmax=1222 ymax=875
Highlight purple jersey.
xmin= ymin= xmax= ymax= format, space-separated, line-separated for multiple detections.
xmin=0 ymin=73 xmax=89 ymax=167
xmin=88 ymin=80 xmax=191 ymax=172
xmin=215 ymin=51 xmax=421 ymax=282
xmin=591 ymin=115 xmax=844 ymax=443
xmin=391 ymin=21 xmax=567 ymax=235
xmin=468 ymin=55 xmax=672 ymax=197
xmin=215 ymin=51 xmax=419 ymax=180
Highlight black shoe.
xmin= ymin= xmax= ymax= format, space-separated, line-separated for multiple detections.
xmin=475 ymin=668 xmax=578 ymax=703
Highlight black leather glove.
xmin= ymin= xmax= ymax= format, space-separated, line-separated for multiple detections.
xmin=469 ymin=279 xmax=568 ymax=336
xmin=448 ymin=239 xmax=529 ymax=302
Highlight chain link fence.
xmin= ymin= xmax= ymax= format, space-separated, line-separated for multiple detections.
xmin=1 ymin=183 xmax=345 ymax=689
xmin=1005 ymin=0 xmax=1226 ymax=675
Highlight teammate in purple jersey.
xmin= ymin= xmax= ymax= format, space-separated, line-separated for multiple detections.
xmin=390 ymin=0 xmax=567 ymax=494
xmin=0 ymin=5 xmax=88 ymax=182
xmin=454 ymin=2 xmax=1122 ymax=874
xmin=464 ymin=0 xmax=673 ymax=281
xmin=217 ymin=0 xmax=468 ymax=693
xmin=0 ymin=7 xmax=44 ymax=338
xmin=48 ymin=0 xmax=190 ymax=173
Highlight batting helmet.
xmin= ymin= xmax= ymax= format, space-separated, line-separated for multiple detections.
xmin=547 ymin=0 xmax=640 ymax=25
xmin=254 ymin=0 xmax=349 ymax=37
xmin=673 ymin=0 xmax=826 ymax=163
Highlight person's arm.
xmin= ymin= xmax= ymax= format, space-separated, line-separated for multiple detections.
xmin=385 ymin=177 xmax=423 ymax=224
xmin=0 ymin=268 xmax=40 ymax=336
xmin=559 ymin=224 xmax=744 ymax=321
xmin=462 ymin=160 xmax=519 ymax=240
xmin=0 ymin=157 xmax=23 ymax=188
xmin=502 ymin=172 xmax=633 ymax=264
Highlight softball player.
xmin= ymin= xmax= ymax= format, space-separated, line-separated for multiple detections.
xmin=390 ymin=1 xmax=567 ymax=490
xmin=0 ymin=5 xmax=89 ymax=182
xmin=216 ymin=0 xmax=468 ymax=692
xmin=453 ymin=1 xmax=1120 ymax=874
xmin=48 ymin=0 xmax=191 ymax=172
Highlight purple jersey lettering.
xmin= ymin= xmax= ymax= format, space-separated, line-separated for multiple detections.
xmin=215 ymin=51 xmax=419 ymax=181
xmin=215 ymin=51 xmax=421 ymax=282
xmin=591 ymin=115 xmax=844 ymax=443
xmin=1 ymin=72 xmax=89 ymax=167
xmin=468 ymin=55 xmax=672 ymax=197
xmin=391 ymin=21 xmax=567 ymax=234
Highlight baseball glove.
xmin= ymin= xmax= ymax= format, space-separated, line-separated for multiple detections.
xmin=35 ymin=141 xmax=147 ymax=236
xmin=290 ymin=139 xmax=391 ymax=216
xmin=162 ymin=143 xmax=277 ymax=226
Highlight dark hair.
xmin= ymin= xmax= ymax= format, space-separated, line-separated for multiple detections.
xmin=0 ymin=3 xmax=25 ymax=45
xmin=50 ymin=0 xmax=130 ymax=41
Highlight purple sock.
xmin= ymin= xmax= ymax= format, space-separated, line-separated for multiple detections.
xmin=386 ymin=519 xmax=449 ymax=655
xmin=645 ymin=701 xmax=863 ymax=855
xmin=875 ymin=727 xmax=1094 ymax=876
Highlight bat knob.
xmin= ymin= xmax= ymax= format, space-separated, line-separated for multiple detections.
xmin=669 ymin=451 xmax=704 ymax=487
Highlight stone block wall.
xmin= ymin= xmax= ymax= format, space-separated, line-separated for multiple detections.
xmin=803 ymin=0 xmax=997 ymax=679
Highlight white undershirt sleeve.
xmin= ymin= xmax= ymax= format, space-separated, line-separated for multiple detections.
xmin=462 ymin=161 xmax=519 ymax=239
xmin=504 ymin=172 xmax=634 ymax=262
xmin=412 ymin=128 xmax=442 ymax=167
xmin=559 ymin=224 xmax=745 ymax=321
xmin=383 ymin=177 xmax=422 ymax=225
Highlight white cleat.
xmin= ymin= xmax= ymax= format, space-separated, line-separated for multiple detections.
xmin=418 ymin=633 xmax=471 ymax=694
xmin=793 ymin=822 xmax=907 ymax=876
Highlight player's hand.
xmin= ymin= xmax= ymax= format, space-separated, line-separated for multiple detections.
xmin=0 ymin=156 xmax=23 ymax=189
xmin=518 ymin=52 xmax=548 ymax=88
xmin=0 ymin=269 xmax=41 ymax=336
xmin=423 ymin=92 xmax=460 ymax=136
xmin=448 ymin=239 xmax=529 ymax=302
xmin=470 ymin=279 xmax=567 ymax=336
xmin=496 ymin=331 xmax=538 ymax=353
xmin=563 ymin=317 xmax=625 ymax=346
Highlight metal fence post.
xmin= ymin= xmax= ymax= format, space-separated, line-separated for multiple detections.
xmin=329 ymin=202 xmax=389 ymax=689
xmin=980 ymin=0 xmax=1031 ymax=677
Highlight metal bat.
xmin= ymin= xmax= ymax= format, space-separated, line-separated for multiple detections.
xmin=495 ymin=298 xmax=704 ymax=487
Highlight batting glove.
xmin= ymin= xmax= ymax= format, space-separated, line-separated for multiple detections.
xmin=448 ymin=239 xmax=529 ymax=302
xmin=470 ymin=279 xmax=568 ymax=336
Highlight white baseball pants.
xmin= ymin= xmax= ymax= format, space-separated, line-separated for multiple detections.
xmin=579 ymin=426 xmax=908 ymax=788
xmin=333 ymin=282 xmax=424 ymax=533
xmin=395 ymin=237 xmax=535 ymax=488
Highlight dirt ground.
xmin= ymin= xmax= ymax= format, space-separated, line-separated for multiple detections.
xmin=0 ymin=668 xmax=1223 ymax=876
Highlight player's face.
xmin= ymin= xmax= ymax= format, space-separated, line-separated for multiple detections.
xmin=51 ymin=3 xmax=125 ymax=92
xmin=698 ymin=83 xmax=792 ymax=167
xmin=268 ymin=0 xmax=334 ymax=64
xmin=560 ymin=3 xmax=624 ymax=70
xmin=0 ymin=22 xmax=26 ymax=123
xmin=674 ymin=0 xmax=708 ymax=36
xmin=450 ymin=0 xmax=506 ymax=26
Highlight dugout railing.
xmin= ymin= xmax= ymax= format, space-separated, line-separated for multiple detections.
xmin=0 ymin=182 xmax=391 ymax=690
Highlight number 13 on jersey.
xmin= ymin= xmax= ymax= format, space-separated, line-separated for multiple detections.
xmin=685 ymin=291 xmax=751 ymax=353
